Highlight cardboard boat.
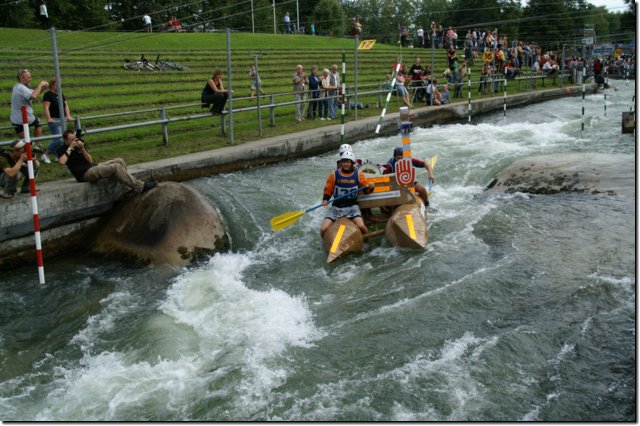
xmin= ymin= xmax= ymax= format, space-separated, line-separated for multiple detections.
xmin=385 ymin=198 xmax=428 ymax=249
xmin=322 ymin=172 xmax=429 ymax=263
xmin=322 ymin=217 xmax=364 ymax=264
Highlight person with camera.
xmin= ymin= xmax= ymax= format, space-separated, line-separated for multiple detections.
xmin=56 ymin=129 xmax=157 ymax=195
xmin=42 ymin=77 xmax=73 ymax=164
xmin=0 ymin=139 xmax=39 ymax=199
xmin=10 ymin=69 xmax=48 ymax=160
xmin=292 ymin=64 xmax=308 ymax=122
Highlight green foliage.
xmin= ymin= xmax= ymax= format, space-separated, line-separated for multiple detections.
xmin=0 ymin=1 xmax=36 ymax=28
xmin=449 ymin=0 xmax=500 ymax=28
xmin=0 ymin=0 xmax=629 ymax=48
xmin=312 ymin=0 xmax=344 ymax=36
xmin=416 ymin=0 xmax=449 ymax=27
xmin=618 ymin=14 xmax=635 ymax=39
xmin=521 ymin=0 xmax=571 ymax=48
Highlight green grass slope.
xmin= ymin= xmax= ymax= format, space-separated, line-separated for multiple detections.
xmin=0 ymin=28 xmax=553 ymax=183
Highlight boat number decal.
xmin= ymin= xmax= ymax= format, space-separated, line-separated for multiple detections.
xmin=330 ymin=224 xmax=347 ymax=254
xmin=395 ymin=158 xmax=415 ymax=187
xmin=405 ymin=214 xmax=417 ymax=240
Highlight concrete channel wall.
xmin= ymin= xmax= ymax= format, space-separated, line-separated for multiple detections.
xmin=0 ymin=85 xmax=595 ymax=269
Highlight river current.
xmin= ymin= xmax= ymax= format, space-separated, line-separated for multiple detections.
xmin=0 ymin=83 xmax=635 ymax=421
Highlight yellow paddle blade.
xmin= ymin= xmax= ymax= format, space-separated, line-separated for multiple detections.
xmin=429 ymin=155 xmax=438 ymax=170
xmin=270 ymin=211 xmax=305 ymax=231
xmin=427 ymin=155 xmax=438 ymax=197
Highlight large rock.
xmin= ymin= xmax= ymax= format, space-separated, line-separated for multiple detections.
xmin=93 ymin=182 xmax=229 ymax=266
xmin=486 ymin=153 xmax=634 ymax=197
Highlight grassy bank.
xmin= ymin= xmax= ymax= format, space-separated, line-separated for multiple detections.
xmin=0 ymin=28 xmax=561 ymax=183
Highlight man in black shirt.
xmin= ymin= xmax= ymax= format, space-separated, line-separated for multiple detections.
xmin=409 ymin=58 xmax=426 ymax=103
xmin=56 ymin=129 xmax=156 ymax=195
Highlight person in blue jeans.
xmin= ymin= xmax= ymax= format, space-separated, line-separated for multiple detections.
xmin=307 ymin=66 xmax=320 ymax=119
xmin=328 ymin=64 xmax=340 ymax=119
xmin=318 ymin=69 xmax=331 ymax=120
xmin=42 ymin=77 xmax=73 ymax=164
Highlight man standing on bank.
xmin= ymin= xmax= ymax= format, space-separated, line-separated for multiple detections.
xmin=57 ymin=129 xmax=157 ymax=195
xmin=10 ymin=68 xmax=48 ymax=158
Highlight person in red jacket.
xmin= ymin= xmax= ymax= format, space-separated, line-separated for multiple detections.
xmin=380 ymin=146 xmax=435 ymax=205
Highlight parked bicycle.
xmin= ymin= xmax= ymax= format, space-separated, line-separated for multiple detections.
xmin=123 ymin=54 xmax=189 ymax=71
xmin=188 ymin=12 xmax=215 ymax=33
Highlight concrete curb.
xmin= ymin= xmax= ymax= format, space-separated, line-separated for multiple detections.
xmin=0 ymin=85 xmax=595 ymax=269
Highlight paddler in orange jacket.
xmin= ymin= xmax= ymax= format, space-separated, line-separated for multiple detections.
xmin=320 ymin=150 xmax=374 ymax=237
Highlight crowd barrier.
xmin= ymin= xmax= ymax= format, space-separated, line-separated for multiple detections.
xmin=0 ymin=70 xmax=578 ymax=148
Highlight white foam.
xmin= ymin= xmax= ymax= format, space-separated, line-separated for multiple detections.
xmin=32 ymin=253 xmax=322 ymax=420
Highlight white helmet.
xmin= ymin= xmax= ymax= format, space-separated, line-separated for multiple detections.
xmin=339 ymin=144 xmax=352 ymax=155
xmin=340 ymin=150 xmax=356 ymax=163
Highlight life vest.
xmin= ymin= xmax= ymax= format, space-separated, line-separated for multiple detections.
xmin=332 ymin=168 xmax=360 ymax=208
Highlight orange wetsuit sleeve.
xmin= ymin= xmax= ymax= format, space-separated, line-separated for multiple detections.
xmin=323 ymin=172 xmax=336 ymax=201
xmin=358 ymin=170 xmax=373 ymax=193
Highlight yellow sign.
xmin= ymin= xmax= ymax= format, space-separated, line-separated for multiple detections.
xmin=614 ymin=48 xmax=622 ymax=57
xmin=483 ymin=50 xmax=494 ymax=62
xmin=358 ymin=39 xmax=377 ymax=50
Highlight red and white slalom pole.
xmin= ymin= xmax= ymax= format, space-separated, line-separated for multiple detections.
xmin=21 ymin=106 xmax=45 ymax=284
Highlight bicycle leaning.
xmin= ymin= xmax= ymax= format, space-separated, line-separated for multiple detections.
xmin=123 ymin=54 xmax=189 ymax=71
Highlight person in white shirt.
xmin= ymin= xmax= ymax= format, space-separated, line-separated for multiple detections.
xmin=328 ymin=64 xmax=340 ymax=119
xmin=39 ymin=0 xmax=49 ymax=29
xmin=417 ymin=26 xmax=424 ymax=48
xmin=143 ymin=13 xmax=152 ymax=33
xmin=10 ymin=69 xmax=48 ymax=158
xmin=284 ymin=12 xmax=291 ymax=34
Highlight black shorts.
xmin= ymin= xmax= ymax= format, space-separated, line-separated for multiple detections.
xmin=12 ymin=118 xmax=41 ymax=134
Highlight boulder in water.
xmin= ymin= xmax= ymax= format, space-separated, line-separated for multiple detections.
xmin=486 ymin=153 xmax=634 ymax=197
xmin=93 ymin=181 xmax=229 ymax=266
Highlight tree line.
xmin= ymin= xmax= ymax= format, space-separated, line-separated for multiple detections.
xmin=1 ymin=0 xmax=635 ymax=49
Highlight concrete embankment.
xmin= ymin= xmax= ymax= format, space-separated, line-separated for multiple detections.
xmin=0 ymin=85 xmax=594 ymax=269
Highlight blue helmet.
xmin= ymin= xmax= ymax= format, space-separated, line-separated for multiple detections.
xmin=393 ymin=146 xmax=404 ymax=157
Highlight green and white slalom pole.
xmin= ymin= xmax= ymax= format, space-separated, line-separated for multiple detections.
xmin=340 ymin=51 xmax=346 ymax=144
xmin=603 ymin=66 xmax=607 ymax=117
xmin=581 ymin=65 xmax=586 ymax=135
xmin=375 ymin=62 xmax=402 ymax=134
xmin=467 ymin=69 xmax=472 ymax=123
xmin=503 ymin=78 xmax=507 ymax=117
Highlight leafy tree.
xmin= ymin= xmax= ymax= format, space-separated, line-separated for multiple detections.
xmin=0 ymin=1 xmax=36 ymax=29
xmin=311 ymin=0 xmax=343 ymax=36
xmin=520 ymin=0 xmax=572 ymax=49
xmin=58 ymin=0 xmax=111 ymax=30
xmin=415 ymin=0 xmax=449 ymax=29
xmin=581 ymin=5 xmax=611 ymax=43
xmin=448 ymin=0 xmax=501 ymax=29
xmin=618 ymin=0 xmax=636 ymax=41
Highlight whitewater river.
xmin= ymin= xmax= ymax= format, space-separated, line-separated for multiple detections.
xmin=0 ymin=83 xmax=635 ymax=421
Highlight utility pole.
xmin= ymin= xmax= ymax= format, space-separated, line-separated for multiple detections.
xmin=226 ymin=29 xmax=234 ymax=145
xmin=251 ymin=0 xmax=255 ymax=33
xmin=49 ymin=28 xmax=66 ymax=135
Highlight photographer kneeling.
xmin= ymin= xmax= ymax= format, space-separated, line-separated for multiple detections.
xmin=57 ymin=129 xmax=156 ymax=195
xmin=0 ymin=139 xmax=39 ymax=198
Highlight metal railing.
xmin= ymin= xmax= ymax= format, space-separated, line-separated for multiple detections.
xmin=0 ymin=70 xmax=577 ymax=148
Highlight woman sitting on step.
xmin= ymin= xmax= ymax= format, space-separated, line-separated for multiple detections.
xmin=201 ymin=69 xmax=232 ymax=115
